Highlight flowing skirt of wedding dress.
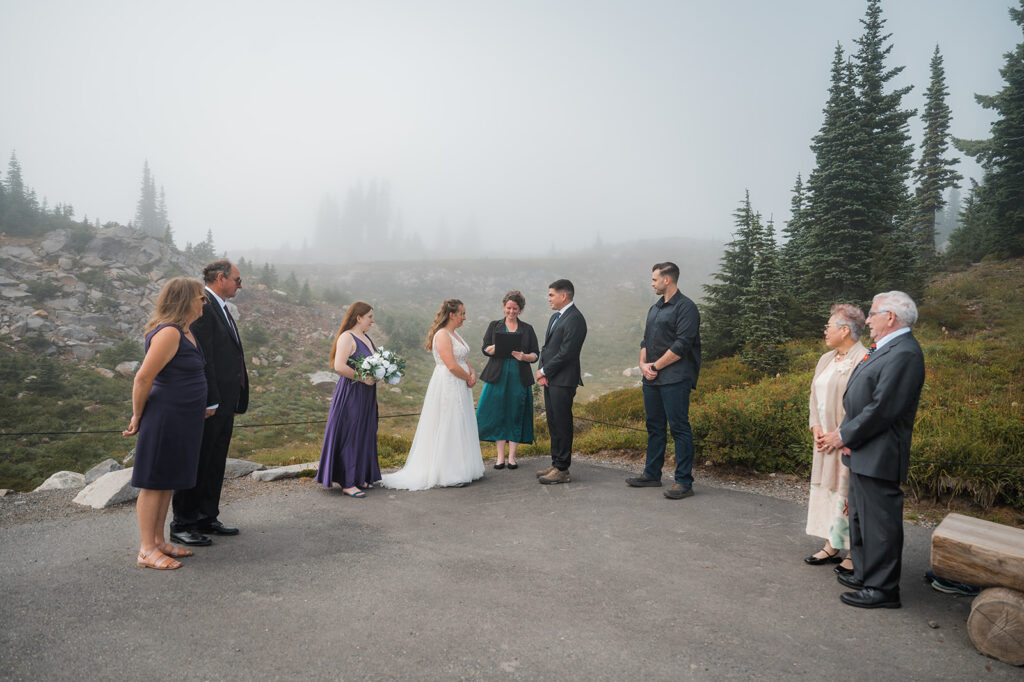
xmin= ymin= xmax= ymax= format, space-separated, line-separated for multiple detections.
xmin=381 ymin=362 xmax=485 ymax=490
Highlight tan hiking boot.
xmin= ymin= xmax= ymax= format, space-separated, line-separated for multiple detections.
xmin=536 ymin=465 xmax=556 ymax=478
xmin=539 ymin=468 xmax=571 ymax=485
xmin=663 ymin=483 xmax=694 ymax=499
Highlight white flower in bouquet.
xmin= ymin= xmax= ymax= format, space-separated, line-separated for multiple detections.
xmin=374 ymin=366 xmax=387 ymax=379
xmin=387 ymin=374 xmax=402 ymax=385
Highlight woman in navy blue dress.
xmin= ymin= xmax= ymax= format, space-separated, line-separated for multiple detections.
xmin=123 ymin=278 xmax=208 ymax=570
xmin=315 ymin=301 xmax=381 ymax=497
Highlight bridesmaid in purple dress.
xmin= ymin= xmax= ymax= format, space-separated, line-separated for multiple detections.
xmin=315 ymin=301 xmax=381 ymax=497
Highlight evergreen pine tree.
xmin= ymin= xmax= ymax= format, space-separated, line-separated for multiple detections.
xmin=952 ymin=0 xmax=1024 ymax=258
xmin=740 ymin=217 xmax=788 ymax=375
xmin=299 ymin=280 xmax=313 ymax=306
xmin=803 ymin=47 xmax=871 ymax=309
xmin=912 ymin=46 xmax=961 ymax=260
xmin=853 ymin=0 xmax=917 ymax=290
xmin=701 ymin=191 xmax=761 ymax=359
xmin=134 ymin=161 xmax=162 ymax=237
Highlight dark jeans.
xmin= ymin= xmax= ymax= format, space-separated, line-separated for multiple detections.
xmin=642 ymin=380 xmax=694 ymax=487
xmin=172 ymin=412 xmax=234 ymax=531
xmin=544 ymin=384 xmax=577 ymax=471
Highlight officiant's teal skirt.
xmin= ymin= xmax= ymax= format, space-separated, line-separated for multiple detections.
xmin=476 ymin=358 xmax=534 ymax=443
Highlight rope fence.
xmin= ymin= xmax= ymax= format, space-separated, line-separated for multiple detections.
xmin=2 ymin=410 xmax=1021 ymax=471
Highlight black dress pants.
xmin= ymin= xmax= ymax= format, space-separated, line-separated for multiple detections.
xmin=172 ymin=412 xmax=235 ymax=531
xmin=544 ymin=384 xmax=576 ymax=471
xmin=848 ymin=470 xmax=904 ymax=593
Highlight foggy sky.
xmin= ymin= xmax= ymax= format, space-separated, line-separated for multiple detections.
xmin=0 ymin=1 xmax=1017 ymax=255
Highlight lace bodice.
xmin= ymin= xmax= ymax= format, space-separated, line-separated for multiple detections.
xmin=432 ymin=330 xmax=470 ymax=368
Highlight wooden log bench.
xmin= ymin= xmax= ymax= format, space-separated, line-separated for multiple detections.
xmin=931 ymin=513 xmax=1024 ymax=666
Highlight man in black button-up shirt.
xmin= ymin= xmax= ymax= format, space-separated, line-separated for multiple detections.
xmin=626 ymin=262 xmax=701 ymax=499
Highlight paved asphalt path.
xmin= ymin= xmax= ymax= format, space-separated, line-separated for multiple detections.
xmin=0 ymin=458 xmax=1015 ymax=680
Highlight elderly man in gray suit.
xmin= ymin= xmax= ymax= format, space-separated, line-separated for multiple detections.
xmin=820 ymin=291 xmax=925 ymax=609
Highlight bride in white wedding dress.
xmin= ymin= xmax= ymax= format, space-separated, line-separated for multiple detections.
xmin=381 ymin=299 xmax=485 ymax=490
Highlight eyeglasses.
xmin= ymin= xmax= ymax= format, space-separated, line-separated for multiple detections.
xmin=867 ymin=309 xmax=890 ymax=317
xmin=196 ymin=296 xmax=208 ymax=302
xmin=223 ymin=273 xmax=242 ymax=286
xmin=823 ymin=322 xmax=851 ymax=332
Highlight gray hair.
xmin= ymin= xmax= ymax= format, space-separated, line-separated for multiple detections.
xmin=873 ymin=291 xmax=918 ymax=327
xmin=829 ymin=303 xmax=866 ymax=340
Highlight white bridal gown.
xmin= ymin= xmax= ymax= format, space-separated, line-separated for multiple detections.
xmin=381 ymin=330 xmax=485 ymax=490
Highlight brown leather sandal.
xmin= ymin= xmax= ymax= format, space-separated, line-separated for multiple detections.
xmin=137 ymin=549 xmax=182 ymax=570
xmin=159 ymin=543 xmax=193 ymax=558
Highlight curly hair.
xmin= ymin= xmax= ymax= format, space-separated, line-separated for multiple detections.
xmin=502 ymin=290 xmax=526 ymax=310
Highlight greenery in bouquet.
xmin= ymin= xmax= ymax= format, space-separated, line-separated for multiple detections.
xmin=349 ymin=348 xmax=406 ymax=384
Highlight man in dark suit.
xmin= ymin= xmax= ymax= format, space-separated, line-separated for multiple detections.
xmin=170 ymin=260 xmax=249 ymax=546
xmin=626 ymin=262 xmax=701 ymax=500
xmin=821 ymin=291 xmax=925 ymax=609
xmin=535 ymin=279 xmax=587 ymax=485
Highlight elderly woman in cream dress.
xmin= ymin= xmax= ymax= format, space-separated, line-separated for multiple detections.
xmin=803 ymin=303 xmax=867 ymax=576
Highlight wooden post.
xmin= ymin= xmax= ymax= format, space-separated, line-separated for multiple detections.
xmin=967 ymin=588 xmax=1024 ymax=666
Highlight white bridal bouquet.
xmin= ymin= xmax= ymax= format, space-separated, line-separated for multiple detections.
xmin=349 ymin=348 xmax=406 ymax=385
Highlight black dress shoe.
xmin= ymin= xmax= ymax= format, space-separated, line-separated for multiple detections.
xmin=169 ymin=530 xmax=212 ymax=546
xmin=837 ymin=573 xmax=864 ymax=590
xmin=493 ymin=462 xmax=506 ymax=470
xmin=507 ymin=463 xmax=518 ymax=470
xmin=840 ymin=587 xmax=901 ymax=609
xmin=804 ymin=549 xmax=843 ymax=565
xmin=197 ymin=521 xmax=239 ymax=536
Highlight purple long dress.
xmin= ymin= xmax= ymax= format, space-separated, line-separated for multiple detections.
xmin=315 ymin=335 xmax=381 ymax=488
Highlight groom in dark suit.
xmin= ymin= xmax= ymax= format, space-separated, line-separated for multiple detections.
xmin=535 ymin=279 xmax=587 ymax=485
xmin=821 ymin=291 xmax=925 ymax=609
xmin=171 ymin=260 xmax=249 ymax=546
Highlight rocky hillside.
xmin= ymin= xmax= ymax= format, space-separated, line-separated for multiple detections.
xmin=0 ymin=225 xmax=200 ymax=359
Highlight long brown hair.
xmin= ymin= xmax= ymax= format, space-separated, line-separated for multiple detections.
xmin=146 ymin=278 xmax=204 ymax=334
xmin=329 ymin=301 xmax=373 ymax=367
xmin=425 ymin=299 xmax=463 ymax=350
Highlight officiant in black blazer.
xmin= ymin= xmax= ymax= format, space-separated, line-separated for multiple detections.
xmin=171 ymin=260 xmax=249 ymax=546
xmin=821 ymin=291 xmax=925 ymax=609
xmin=535 ymin=279 xmax=587 ymax=485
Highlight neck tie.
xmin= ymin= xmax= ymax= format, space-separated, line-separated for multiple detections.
xmin=550 ymin=311 xmax=561 ymax=331
xmin=224 ymin=305 xmax=240 ymax=344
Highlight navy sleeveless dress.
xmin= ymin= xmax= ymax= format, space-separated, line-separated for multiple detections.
xmin=315 ymin=335 xmax=381 ymax=489
xmin=131 ymin=323 xmax=207 ymax=490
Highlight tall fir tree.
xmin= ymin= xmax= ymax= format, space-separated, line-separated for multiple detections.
xmin=853 ymin=0 xmax=918 ymax=292
xmin=912 ymin=46 xmax=961 ymax=260
xmin=701 ymin=191 xmax=761 ymax=360
xmin=951 ymin=0 xmax=1024 ymax=259
xmin=133 ymin=161 xmax=165 ymax=237
xmin=739 ymin=217 xmax=788 ymax=375
xmin=803 ymin=46 xmax=872 ymax=308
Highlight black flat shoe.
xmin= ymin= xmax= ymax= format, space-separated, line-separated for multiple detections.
xmin=837 ymin=573 xmax=864 ymax=590
xmin=507 ymin=463 xmax=518 ymax=470
xmin=834 ymin=564 xmax=855 ymax=576
xmin=804 ymin=549 xmax=842 ymax=565
xmin=493 ymin=462 xmax=506 ymax=470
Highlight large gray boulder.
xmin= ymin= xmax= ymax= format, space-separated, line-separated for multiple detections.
xmin=115 ymin=361 xmax=140 ymax=377
xmin=307 ymin=371 xmax=339 ymax=387
xmin=34 ymin=471 xmax=86 ymax=491
xmin=73 ymin=469 xmax=139 ymax=509
xmin=224 ymin=458 xmax=263 ymax=479
xmin=85 ymin=458 xmax=123 ymax=484
xmin=251 ymin=462 xmax=319 ymax=482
